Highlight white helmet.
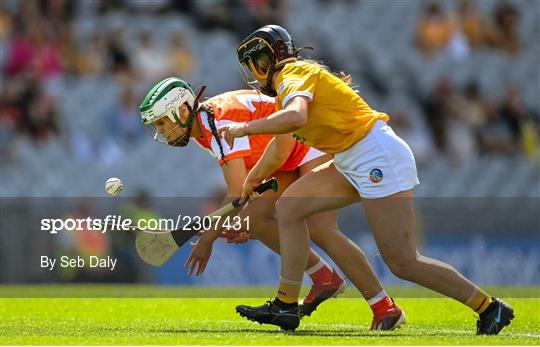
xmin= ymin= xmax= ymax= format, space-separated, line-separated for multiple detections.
xmin=139 ymin=77 xmax=197 ymax=147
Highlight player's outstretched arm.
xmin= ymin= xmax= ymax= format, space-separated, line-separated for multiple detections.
xmin=218 ymin=96 xmax=309 ymax=148
xmin=184 ymin=158 xmax=248 ymax=275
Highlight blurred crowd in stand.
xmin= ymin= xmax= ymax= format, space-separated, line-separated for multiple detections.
xmin=416 ymin=1 xmax=522 ymax=57
xmin=0 ymin=0 xmax=538 ymax=168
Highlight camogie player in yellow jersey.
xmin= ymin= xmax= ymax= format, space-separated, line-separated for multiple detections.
xmin=220 ymin=25 xmax=514 ymax=334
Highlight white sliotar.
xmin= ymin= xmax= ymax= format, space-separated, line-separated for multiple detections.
xmin=105 ymin=177 xmax=123 ymax=196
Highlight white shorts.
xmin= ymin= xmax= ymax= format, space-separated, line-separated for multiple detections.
xmin=334 ymin=120 xmax=419 ymax=199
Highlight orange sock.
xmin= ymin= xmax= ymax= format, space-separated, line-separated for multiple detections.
xmin=276 ymin=277 xmax=302 ymax=304
xmin=465 ymin=287 xmax=493 ymax=314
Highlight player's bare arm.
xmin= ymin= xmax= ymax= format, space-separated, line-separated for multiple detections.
xmin=242 ymin=134 xmax=296 ymax=199
xmin=185 ymin=158 xmax=248 ymax=275
xmin=219 ymin=96 xmax=309 ymax=148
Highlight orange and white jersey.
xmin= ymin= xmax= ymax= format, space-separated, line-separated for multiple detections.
xmin=194 ymin=90 xmax=323 ymax=171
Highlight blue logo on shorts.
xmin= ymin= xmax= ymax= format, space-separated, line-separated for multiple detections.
xmin=369 ymin=168 xmax=383 ymax=183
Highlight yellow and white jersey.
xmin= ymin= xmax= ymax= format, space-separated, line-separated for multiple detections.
xmin=274 ymin=60 xmax=389 ymax=154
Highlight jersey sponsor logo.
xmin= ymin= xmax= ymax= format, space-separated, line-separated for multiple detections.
xmin=293 ymin=133 xmax=306 ymax=144
xmin=369 ymin=168 xmax=383 ymax=183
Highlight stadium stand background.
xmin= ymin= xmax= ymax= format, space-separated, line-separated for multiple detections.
xmin=1 ymin=0 xmax=538 ymax=197
xmin=1 ymin=0 xmax=539 ymax=286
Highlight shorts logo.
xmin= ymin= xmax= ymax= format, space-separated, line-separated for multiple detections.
xmin=369 ymin=168 xmax=383 ymax=183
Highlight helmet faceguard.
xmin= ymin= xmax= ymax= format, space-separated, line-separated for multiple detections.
xmin=237 ymin=25 xmax=297 ymax=96
xmin=139 ymin=77 xmax=205 ymax=147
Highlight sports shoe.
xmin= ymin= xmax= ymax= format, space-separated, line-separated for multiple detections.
xmin=299 ymin=269 xmax=346 ymax=317
xmin=476 ymin=298 xmax=514 ymax=335
xmin=236 ymin=300 xmax=300 ymax=331
xmin=370 ymin=300 xmax=406 ymax=331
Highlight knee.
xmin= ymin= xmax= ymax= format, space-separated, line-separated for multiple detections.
xmin=384 ymin=254 xmax=419 ymax=280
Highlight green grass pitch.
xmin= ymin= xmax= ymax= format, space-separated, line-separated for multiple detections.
xmin=1 ymin=285 xmax=539 ymax=345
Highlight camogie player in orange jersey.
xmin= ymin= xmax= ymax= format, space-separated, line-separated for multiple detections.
xmin=220 ymin=25 xmax=514 ymax=333
xmin=139 ymin=77 xmax=405 ymax=330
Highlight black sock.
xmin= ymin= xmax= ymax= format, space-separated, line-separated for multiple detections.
xmin=274 ymin=297 xmax=298 ymax=308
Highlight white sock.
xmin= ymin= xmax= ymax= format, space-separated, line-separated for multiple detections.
xmin=367 ymin=290 xmax=388 ymax=306
xmin=279 ymin=276 xmax=303 ymax=285
xmin=305 ymin=258 xmax=330 ymax=275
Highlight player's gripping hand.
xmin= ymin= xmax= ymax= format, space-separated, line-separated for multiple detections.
xmin=184 ymin=235 xmax=213 ymax=276
xmin=241 ymin=169 xmax=264 ymax=201
xmin=223 ymin=230 xmax=251 ymax=244
xmin=218 ymin=122 xmax=247 ymax=149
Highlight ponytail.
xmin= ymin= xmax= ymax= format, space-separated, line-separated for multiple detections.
xmin=198 ymin=103 xmax=226 ymax=161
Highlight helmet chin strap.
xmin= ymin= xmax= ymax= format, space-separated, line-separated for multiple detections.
xmin=168 ymin=85 xmax=207 ymax=147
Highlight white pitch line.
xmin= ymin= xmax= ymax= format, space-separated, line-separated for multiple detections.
xmin=405 ymin=328 xmax=540 ymax=339
xmin=205 ymin=319 xmax=540 ymax=339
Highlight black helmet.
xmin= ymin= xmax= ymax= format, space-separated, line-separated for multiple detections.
xmin=237 ymin=25 xmax=297 ymax=96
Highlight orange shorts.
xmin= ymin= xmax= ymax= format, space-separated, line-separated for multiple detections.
xmin=279 ymin=143 xmax=327 ymax=171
